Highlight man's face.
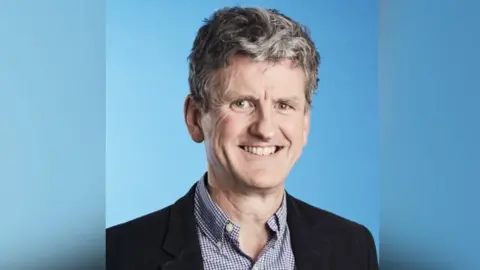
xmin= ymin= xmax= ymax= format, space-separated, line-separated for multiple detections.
xmin=188 ymin=56 xmax=310 ymax=192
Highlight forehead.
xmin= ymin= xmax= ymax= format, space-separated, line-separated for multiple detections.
xmin=220 ymin=56 xmax=306 ymax=97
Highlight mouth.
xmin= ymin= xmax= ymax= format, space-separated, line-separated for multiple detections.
xmin=238 ymin=145 xmax=284 ymax=156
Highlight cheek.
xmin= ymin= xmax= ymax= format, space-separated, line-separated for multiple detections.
xmin=211 ymin=112 xmax=243 ymax=145
xmin=281 ymin=115 xmax=308 ymax=145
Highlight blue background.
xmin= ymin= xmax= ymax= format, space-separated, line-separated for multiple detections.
xmin=1 ymin=0 xmax=479 ymax=268
xmin=106 ymin=0 xmax=379 ymax=251
xmin=0 ymin=0 xmax=105 ymax=268
xmin=380 ymin=1 xmax=480 ymax=269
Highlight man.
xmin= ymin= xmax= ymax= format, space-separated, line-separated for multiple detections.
xmin=107 ymin=6 xmax=378 ymax=270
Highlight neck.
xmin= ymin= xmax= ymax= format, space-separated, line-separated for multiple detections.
xmin=206 ymin=170 xmax=284 ymax=227
xmin=206 ymin=169 xmax=285 ymax=261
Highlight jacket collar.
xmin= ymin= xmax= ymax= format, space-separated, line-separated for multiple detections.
xmin=286 ymin=191 xmax=332 ymax=270
xmin=160 ymin=184 xmax=203 ymax=270
xmin=159 ymin=182 xmax=332 ymax=270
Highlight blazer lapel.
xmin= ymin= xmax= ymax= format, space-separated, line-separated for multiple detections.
xmin=159 ymin=185 xmax=204 ymax=270
xmin=287 ymin=193 xmax=332 ymax=270
xmin=158 ymin=183 xmax=333 ymax=270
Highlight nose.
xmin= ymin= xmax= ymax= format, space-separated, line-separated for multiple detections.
xmin=249 ymin=105 xmax=276 ymax=141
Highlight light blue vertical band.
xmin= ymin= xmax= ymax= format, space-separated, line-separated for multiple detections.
xmin=380 ymin=0 xmax=480 ymax=268
xmin=0 ymin=0 xmax=105 ymax=268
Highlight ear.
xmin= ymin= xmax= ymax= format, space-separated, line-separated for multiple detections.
xmin=302 ymin=108 xmax=311 ymax=147
xmin=184 ymin=95 xmax=204 ymax=143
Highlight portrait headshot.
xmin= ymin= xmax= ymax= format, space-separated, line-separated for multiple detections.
xmin=3 ymin=0 xmax=478 ymax=268
xmin=107 ymin=3 xmax=378 ymax=270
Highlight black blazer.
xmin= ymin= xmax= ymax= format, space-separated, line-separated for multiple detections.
xmin=106 ymin=183 xmax=379 ymax=270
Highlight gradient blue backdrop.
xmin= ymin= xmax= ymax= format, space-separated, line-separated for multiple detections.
xmin=2 ymin=0 xmax=480 ymax=268
xmin=0 ymin=1 xmax=105 ymax=268
xmin=106 ymin=0 xmax=380 ymax=251
xmin=380 ymin=1 xmax=480 ymax=269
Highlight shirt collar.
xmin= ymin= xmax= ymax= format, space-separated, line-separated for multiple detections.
xmin=193 ymin=173 xmax=288 ymax=244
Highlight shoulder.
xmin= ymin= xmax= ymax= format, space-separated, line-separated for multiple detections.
xmin=106 ymin=205 xmax=175 ymax=269
xmin=106 ymin=184 xmax=198 ymax=269
xmin=107 ymin=205 xmax=171 ymax=239
xmin=288 ymin=194 xmax=376 ymax=245
xmin=288 ymin=194 xmax=379 ymax=268
xmin=106 ymin=205 xmax=172 ymax=253
xmin=107 ymin=184 xmax=197 ymax=246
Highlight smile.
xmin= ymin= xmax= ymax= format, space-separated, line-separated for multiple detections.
xmin=239 ymin=145 xmax=283 ymax=156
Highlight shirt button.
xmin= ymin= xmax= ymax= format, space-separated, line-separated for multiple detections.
xmin=216 ymin=241 xmax=222 ymax=249
xmin=226 ymin=222 xmax=234 ymax=232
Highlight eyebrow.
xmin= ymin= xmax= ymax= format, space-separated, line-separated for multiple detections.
xmin=222 ymin=92 xmax=258 ymax=102
xmin=275 ymin=96 xmax=302 ymax=105
xmin=223 ymin=92 xmax=303 ymax=104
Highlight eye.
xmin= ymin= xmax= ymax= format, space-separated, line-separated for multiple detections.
xmin=277 ymin=102 xmax=293 ymax=111
xmin=232 ymin=100 xmax=253 ymax=109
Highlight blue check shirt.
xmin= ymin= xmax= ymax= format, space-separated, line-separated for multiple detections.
xmin=193 ymin=176 xmax=296 ymax=270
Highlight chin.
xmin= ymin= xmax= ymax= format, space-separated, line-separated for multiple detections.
xmin=238 ymin=170 xmax=285 ymax=191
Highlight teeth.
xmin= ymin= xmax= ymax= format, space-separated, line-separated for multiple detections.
xmin=243 ymin=146 xmax=277 ymax=156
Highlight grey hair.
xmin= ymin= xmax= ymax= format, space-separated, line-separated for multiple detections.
xmin=188 ymin=6 xmax=320 ymax=112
